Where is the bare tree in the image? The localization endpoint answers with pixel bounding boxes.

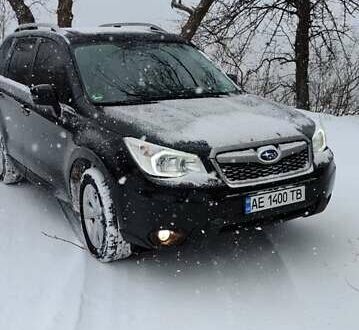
[194,0,359,111]
[0,0,13,40]
[57,0,73,27]
[5,0,75,29]
[171,0,215,41]
[295,0,311,110]
[6,0,34,24]
[311,40,359,115]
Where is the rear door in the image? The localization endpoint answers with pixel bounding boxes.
[0,37,38,164]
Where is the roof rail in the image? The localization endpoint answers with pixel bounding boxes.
[99,22,167,33]
[14,23,60,33]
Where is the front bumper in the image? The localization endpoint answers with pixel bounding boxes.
[119,155,336,249]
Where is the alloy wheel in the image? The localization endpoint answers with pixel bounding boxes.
[82,184,105,250]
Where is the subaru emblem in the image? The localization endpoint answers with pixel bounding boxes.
[257,146,281,164]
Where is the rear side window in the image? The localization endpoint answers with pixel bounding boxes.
[6,38,37,85]
[31,39,71,104]
[0,38,14,74]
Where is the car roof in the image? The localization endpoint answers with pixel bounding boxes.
[7,23,186,46]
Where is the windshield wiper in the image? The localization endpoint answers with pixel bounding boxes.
[167,90,231,100]
[95,89,237,106]
[95,99,156,106]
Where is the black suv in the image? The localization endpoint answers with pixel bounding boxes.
[0,23,336,262]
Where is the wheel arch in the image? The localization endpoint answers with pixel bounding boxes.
[65,146,111,212]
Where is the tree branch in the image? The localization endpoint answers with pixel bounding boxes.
[182,0,215,41]
[171,0,194,15]
[346,277,359,293]
[41,231,86,251]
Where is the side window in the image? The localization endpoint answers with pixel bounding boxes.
[31,39,72,104]
[6,38,37,85]
[0,38,14,74]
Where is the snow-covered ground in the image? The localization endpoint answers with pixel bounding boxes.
[0,115,358,330]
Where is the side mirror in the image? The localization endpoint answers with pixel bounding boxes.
[31,84,61,118]
[227,73,238,85]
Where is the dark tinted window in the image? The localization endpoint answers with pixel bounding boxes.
[7,38,37,85]
[0,38,14,74]
[31,39,71,104]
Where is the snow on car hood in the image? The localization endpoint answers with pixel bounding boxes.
[104,94,314,148]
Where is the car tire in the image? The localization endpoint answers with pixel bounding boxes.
[0,136,23,184]
[79,167,132,262]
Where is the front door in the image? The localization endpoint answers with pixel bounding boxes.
[22,37,74,188]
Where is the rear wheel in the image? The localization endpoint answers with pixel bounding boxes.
[79,167,132,262]
[0,136,23,184]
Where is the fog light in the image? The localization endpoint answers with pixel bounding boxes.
[158,230,171,242]
[151,229,186,246]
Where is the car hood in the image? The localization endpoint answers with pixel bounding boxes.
[103,94,315,149]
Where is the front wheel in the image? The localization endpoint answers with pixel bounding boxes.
[79,168,132,262]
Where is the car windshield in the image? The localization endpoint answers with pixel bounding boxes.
[74,41,239,104]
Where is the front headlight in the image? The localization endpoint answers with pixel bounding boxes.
[312,126,327,153]
[124,137,207,178]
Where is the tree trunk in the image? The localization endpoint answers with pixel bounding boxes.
[57,0,74,28]
[295,0,311,110]
[7,0,35,25]
[180,0,214,41]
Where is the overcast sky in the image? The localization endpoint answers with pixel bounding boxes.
[33,0,182,32]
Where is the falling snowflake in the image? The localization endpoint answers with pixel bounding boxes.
[195,87,204,94]
[31,144,39,152]
[118,176,127,185]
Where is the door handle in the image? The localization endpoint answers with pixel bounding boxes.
[21,104,31,116]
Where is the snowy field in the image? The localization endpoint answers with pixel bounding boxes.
[0,114,358,330]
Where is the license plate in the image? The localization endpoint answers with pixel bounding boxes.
[245,186,306,214]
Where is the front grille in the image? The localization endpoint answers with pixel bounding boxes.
[215,142,311,186]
